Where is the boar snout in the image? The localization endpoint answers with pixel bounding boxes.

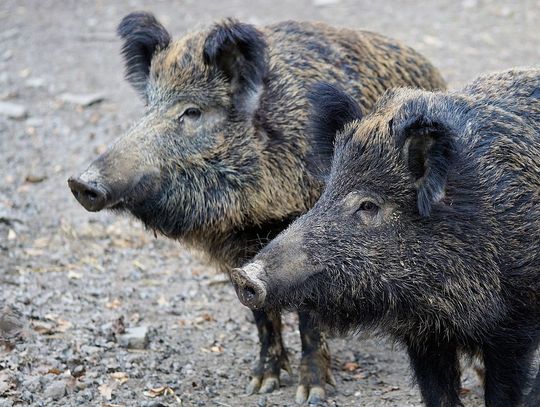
[231,263,267,309]
[68,175,110,212]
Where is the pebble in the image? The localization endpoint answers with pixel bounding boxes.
[25,77,45,88]
[44,381,66,400]
[21,376,41,393]
[59,92,105,107]
[0,101,27,119]
[117,326,149,350]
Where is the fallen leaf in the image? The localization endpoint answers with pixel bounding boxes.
[67,270,82,280]
[47,368,63,375]
[32,321,56,335]
[25,174,47,183]
[132,260,146,271]
[342,361,360,372]
[99,382,116,400]
[55,318,71,333]
[382,385,400,393]
[110,372,128,385]
[24,248,45,257]
[105,299,122,309]
[157,295,169,307]
[143,386,168,398]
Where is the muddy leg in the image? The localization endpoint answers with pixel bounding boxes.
[296,312,335,404]
[247,309,291,394]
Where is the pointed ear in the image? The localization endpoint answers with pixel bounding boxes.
[117,12,171,98]
[394,114,455,216]
[203,19,267,114]
[306,83,363,178]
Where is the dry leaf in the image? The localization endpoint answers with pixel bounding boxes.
[105,299,122,309]
[67,270,82,280]
[47,368,63,375]
[157,295,169,307]
[32,321,56,335]
[342,362,360,372]
[132,260,146,271]
[99,382,116,400]
[143,386,170,398]
[24,248,45,257]
[110,372,128,385]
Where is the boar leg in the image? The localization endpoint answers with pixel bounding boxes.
[246,310,291,394]
[296,312,335,404]
[406,341,462,407]
[483,337,536,407]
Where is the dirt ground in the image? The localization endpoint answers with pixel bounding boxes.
[1,1,539,406]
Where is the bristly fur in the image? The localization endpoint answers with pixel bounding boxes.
[247,68,540,407]
[117,12,171,98]
[307,83,363,179]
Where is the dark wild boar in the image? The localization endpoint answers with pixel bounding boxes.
[68,11,446,403]
[232,68,540,407]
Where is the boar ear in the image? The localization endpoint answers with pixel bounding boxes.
[203,19,267,114]
[395,114,455,217]
[306,83,363,179]
[117,12,171,98]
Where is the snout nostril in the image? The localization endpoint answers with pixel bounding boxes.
[67,176,108,212]
[83,190,98,200]
[243,286,257,303]
[231,267,267,309]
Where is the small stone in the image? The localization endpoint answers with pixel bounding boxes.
[71,364,86,378]
[117,326,149,350]
[22,376,41,393]
[60,92,105,107]
[44,381,66,400]
[257,396,267,407]
[25,77,45,88]
[0,101,27,119]
[25,117,44,127]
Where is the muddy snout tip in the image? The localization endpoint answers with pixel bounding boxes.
[230,264,267,310]
[67,176,109,212]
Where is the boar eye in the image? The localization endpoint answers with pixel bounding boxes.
[178,107,202,122]
[357,200,379,213]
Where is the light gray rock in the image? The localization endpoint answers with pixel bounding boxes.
[44,381,66,400]
[117,326,149,350]
[0,101,27,119]
[60,92,105,107]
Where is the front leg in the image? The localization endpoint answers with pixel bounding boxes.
[247,309,291,394]
[296,312,335,404]
[483,335,537,407]
[407,340,463,407]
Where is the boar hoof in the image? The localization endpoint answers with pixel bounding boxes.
[296,385,326,405]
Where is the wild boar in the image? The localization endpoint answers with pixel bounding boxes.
[232,68,540,407]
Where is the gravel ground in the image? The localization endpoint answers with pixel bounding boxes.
[1,1,539,406]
